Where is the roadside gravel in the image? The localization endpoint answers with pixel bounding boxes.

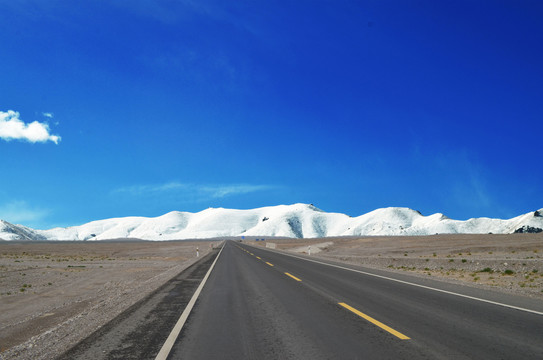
[0,241,219,360]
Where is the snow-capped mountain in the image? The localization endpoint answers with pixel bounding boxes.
[0,220,47,241]
[1,204,542,241]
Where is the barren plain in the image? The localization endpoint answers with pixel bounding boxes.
[0,240,219,359]
[1,234,542,359]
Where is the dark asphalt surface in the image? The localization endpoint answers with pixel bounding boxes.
[169,241,543,360]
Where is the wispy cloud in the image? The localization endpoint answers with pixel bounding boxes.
[114,182,189,196]
[433,150,505,218]
[0,200,50,227]
[112,0,228,25]
[114,182,275,200]
[199,184,273,198]
[0,110,61,144]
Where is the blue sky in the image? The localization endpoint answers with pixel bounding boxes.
[1,0,542,229]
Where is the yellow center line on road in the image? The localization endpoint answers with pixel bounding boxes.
[250,253,254,256]
[266,262,274,267]
[338,302,410,340]
[285,272,302,282]
[256,256,261,260]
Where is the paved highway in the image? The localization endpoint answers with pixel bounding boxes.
[59,240,543,359]
[167,241,543,359]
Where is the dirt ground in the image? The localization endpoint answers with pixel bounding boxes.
[252,233,543,299]
[0,240,220,359]
[1,234,542,358]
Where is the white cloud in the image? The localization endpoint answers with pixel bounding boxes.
[0,110,61,144]
[114,182,274,199]
[42,112,54,118]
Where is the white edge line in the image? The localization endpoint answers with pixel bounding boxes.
[248,244,543,316]
[155,243,225,360]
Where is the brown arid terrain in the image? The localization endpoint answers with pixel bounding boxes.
[0,240,219,359]
[252,233,543,300]
[1,234,542,359]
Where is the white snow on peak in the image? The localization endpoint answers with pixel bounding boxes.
[1,204,542,241]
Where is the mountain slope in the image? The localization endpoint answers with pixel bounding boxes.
[1,204,542,241]
[0,220,47,241]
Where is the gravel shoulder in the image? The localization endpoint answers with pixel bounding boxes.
[0,240,219,359]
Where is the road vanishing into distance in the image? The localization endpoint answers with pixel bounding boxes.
[60,241,543,359]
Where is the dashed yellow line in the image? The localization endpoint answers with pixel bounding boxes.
[338,302,410,340]
[285,272,302,282]
[237,245,407,341]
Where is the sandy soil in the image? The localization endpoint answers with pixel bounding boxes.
[253,233,543,299]
[0,240,219,359]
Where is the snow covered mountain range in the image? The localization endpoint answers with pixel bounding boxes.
[1,204,542,241]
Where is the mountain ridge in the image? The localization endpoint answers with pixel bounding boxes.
[1,204,542,241]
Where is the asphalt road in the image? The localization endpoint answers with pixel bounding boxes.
[168,241,543,360]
